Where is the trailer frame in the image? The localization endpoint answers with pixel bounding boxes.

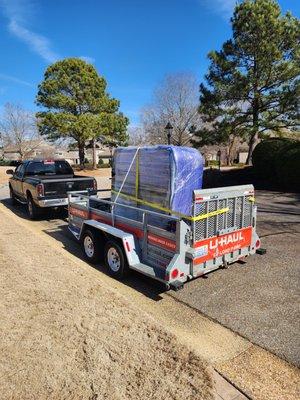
[67,184,261,290]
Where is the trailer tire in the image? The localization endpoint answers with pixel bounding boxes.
[104,240,129,279]
[82,230,102,263]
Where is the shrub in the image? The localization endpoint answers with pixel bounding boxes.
[98,158,104,166]
[98,163,111,168]
[206,160,219,167]
[275,142,300,190]
[252,138,294,178]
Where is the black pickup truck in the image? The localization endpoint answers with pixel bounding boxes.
[7,159,97,219]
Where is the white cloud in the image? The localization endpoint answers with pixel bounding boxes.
[79,56,95,64]
[0,73,33,87]
[0,1,95,65]
[8,20,59,63]
[202,0,237,20]
[0,0,60,63]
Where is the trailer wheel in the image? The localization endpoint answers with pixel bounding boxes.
[104,240,129,279]
[82,230,102,263]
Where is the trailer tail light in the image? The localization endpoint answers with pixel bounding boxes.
[37,183,44,197]
[256,239,260,248]
[171,269,179,279]
[92,179,97,191]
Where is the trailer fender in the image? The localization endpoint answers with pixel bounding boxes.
[81,220,140,266]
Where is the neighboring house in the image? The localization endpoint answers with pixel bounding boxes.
[200,143,252,165]
[200,145,229,164]
[2,139,70,163]
[70,142,113,164]
[2,138,113,166]
[237,143,250,164]
[3,139,51,161]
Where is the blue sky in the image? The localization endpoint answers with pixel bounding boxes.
[0,0,299,126]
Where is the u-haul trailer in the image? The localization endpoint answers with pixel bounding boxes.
[68,184,262,290]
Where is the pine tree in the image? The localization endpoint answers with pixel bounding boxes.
[36,58,128,166]
[193,0,300,164]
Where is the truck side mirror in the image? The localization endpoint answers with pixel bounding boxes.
[6,169,14,175]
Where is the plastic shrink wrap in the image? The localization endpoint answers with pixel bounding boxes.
[112,145,204,227]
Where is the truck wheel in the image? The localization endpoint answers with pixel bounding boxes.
[82,230,102,263]
[104,240,129,279]
[27,195,40,220]
[9,186,17,205]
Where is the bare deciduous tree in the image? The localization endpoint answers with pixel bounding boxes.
[128,126,148,146]
[0,103,41,160]
[141,72,202,146]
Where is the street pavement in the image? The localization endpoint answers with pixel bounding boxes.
[171,190,300,367]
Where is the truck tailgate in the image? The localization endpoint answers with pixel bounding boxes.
[42,177,95,197]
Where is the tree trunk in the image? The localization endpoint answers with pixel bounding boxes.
[78,143,85,169]
[247,72,259,165]
[228,136,238,166]
[246,106,259,165]
[92,138,97,169]
[246,131,259,165]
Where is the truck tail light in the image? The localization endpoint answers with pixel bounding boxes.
[93,179,97,191]
[37,183,44,197]
[256,239,260,248]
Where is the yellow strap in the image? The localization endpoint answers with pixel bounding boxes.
[248,196,255,202]
[111,190,229,222]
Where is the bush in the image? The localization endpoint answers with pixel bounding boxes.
[98,163,111,168]
[206,160,219,167]
[98,158,104,166]
[252,138,300,190]
[275,142,300,189]
[252,138,293,178]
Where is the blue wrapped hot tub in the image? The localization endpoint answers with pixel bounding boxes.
[112,145,204,224]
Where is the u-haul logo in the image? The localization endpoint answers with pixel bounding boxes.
[209,231,244,250]
[193,227,252,265]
